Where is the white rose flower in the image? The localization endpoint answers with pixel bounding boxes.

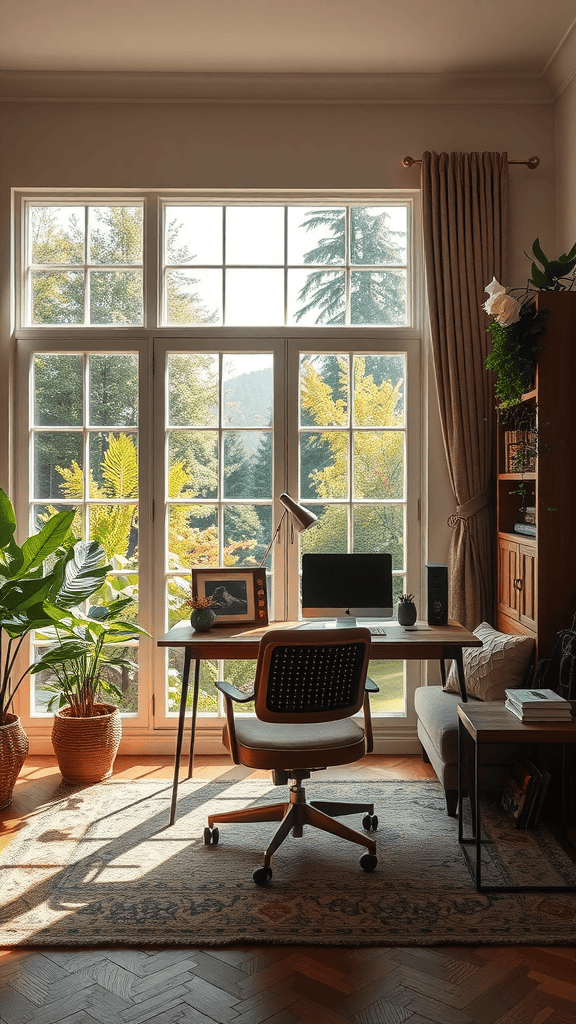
[482,277,507,315]
[490,293,521,327]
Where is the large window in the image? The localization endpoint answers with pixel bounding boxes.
[14,191,421,743]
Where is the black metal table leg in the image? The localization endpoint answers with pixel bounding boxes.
[474,733,481,890]
[441,646,468,702]
[187,657,201,779]
[169,647,193,826]
[458,717,464,844]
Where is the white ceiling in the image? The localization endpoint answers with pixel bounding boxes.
[0,0,575,76]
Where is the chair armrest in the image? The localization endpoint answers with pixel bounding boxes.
[215,680,255,703]
[215,679,254,765]
[365,676,379,693]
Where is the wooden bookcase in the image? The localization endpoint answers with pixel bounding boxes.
[496,291,576,659]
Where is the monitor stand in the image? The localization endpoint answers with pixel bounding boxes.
[335,616,357,628]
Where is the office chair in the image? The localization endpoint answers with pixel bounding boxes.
[203,627,379,884]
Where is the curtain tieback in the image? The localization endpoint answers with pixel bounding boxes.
[448,486,491,529]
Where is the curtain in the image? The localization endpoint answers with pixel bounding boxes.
[421,151,508,630]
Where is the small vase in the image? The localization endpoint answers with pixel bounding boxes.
[190,607,217,632]
[397,601,417,626]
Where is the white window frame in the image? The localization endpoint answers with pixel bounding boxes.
[11,188,425,755]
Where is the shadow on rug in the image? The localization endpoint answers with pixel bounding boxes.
[2,777,576,947]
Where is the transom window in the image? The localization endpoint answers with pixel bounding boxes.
[24,203,144,327]
[163,204,409,327]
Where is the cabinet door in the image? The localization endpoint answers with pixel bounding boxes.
[497,537,519,621]
[518,543,537,631]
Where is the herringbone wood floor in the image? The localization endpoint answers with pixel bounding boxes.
[2,756,576,1024]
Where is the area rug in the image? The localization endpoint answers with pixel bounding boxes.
[2,778,576,947]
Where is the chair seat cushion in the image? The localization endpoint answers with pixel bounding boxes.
[225,717,366,770]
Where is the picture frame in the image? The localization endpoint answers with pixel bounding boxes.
[191,567,268,627]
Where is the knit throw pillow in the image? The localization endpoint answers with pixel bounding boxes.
[444,622,534,701]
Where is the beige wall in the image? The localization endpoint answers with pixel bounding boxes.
[555,76,576,254]
[0,96,556,569]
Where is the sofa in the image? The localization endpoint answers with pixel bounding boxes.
[414,622,535,815]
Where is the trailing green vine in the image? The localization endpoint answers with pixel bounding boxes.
[483,239,576,410]
[485,301,548,408]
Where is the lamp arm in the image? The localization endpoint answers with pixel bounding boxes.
[258,509,287,567]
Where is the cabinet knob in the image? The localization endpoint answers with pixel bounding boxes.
[513,577,523,591]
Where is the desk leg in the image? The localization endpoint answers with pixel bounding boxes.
[170,647,192,827]
[453,649,467,703]
[441,646,467,702]
[187,657,201,779]
[439,659,447,688]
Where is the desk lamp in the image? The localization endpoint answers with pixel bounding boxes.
[258,492,317,567]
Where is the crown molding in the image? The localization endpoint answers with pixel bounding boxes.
[0,70,555,104]
[543,15,576,100]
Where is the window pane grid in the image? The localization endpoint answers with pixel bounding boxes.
[162,202,409,328]
[164,351,274,642]
[25,202,144,327]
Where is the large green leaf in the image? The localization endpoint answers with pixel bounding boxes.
[0,489,16,550]
[49,540,110,609]
[18,509,76,577]
[531,238,549,268]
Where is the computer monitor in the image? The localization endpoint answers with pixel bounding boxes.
[301,552,393,626]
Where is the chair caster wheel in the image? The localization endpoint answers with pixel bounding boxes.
[362,813,378,831]
[359,853,378,873]
[252,866,273,886]
[204,826,219,845]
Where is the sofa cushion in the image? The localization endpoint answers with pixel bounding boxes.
[414,685,528,772]
[444,622,534,701]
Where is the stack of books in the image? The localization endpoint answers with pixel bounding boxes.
[501,759,552,828]
[505,688,573,722]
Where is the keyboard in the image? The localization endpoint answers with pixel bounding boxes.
[368,626,387,636]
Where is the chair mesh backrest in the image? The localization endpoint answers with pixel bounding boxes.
[261,639,367,719]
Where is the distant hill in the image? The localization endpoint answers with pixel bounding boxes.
[223,368,273,451]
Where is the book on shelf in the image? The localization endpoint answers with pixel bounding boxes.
[501,760,542,828]
[513,522,537,537]
[505,688,571,708]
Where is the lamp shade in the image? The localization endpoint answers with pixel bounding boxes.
[278,492,318,533]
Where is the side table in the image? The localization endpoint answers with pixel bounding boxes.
[457,702,576,893]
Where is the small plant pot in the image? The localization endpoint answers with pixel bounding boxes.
[0,714,29,809]
[190,607,217,632]
[397,601,417,626]
[51,703,122,784]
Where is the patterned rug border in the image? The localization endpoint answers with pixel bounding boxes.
[2,778,576,949]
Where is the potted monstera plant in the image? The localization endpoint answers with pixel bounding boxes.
[33,578,149,784]
[0,488,105,807]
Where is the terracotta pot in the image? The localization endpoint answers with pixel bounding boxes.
[0,714,29,809]
[51,703,122,784]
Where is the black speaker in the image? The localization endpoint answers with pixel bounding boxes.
[427,563,448,625]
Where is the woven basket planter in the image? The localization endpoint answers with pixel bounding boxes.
[51,703,122,784]
[0,714,29,810]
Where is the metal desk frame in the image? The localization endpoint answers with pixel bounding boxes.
[158,619,481,825]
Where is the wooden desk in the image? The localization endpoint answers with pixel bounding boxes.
[158,619,481,825]
[457,701,576,892]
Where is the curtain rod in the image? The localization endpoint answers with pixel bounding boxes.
[402,155,540,170]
